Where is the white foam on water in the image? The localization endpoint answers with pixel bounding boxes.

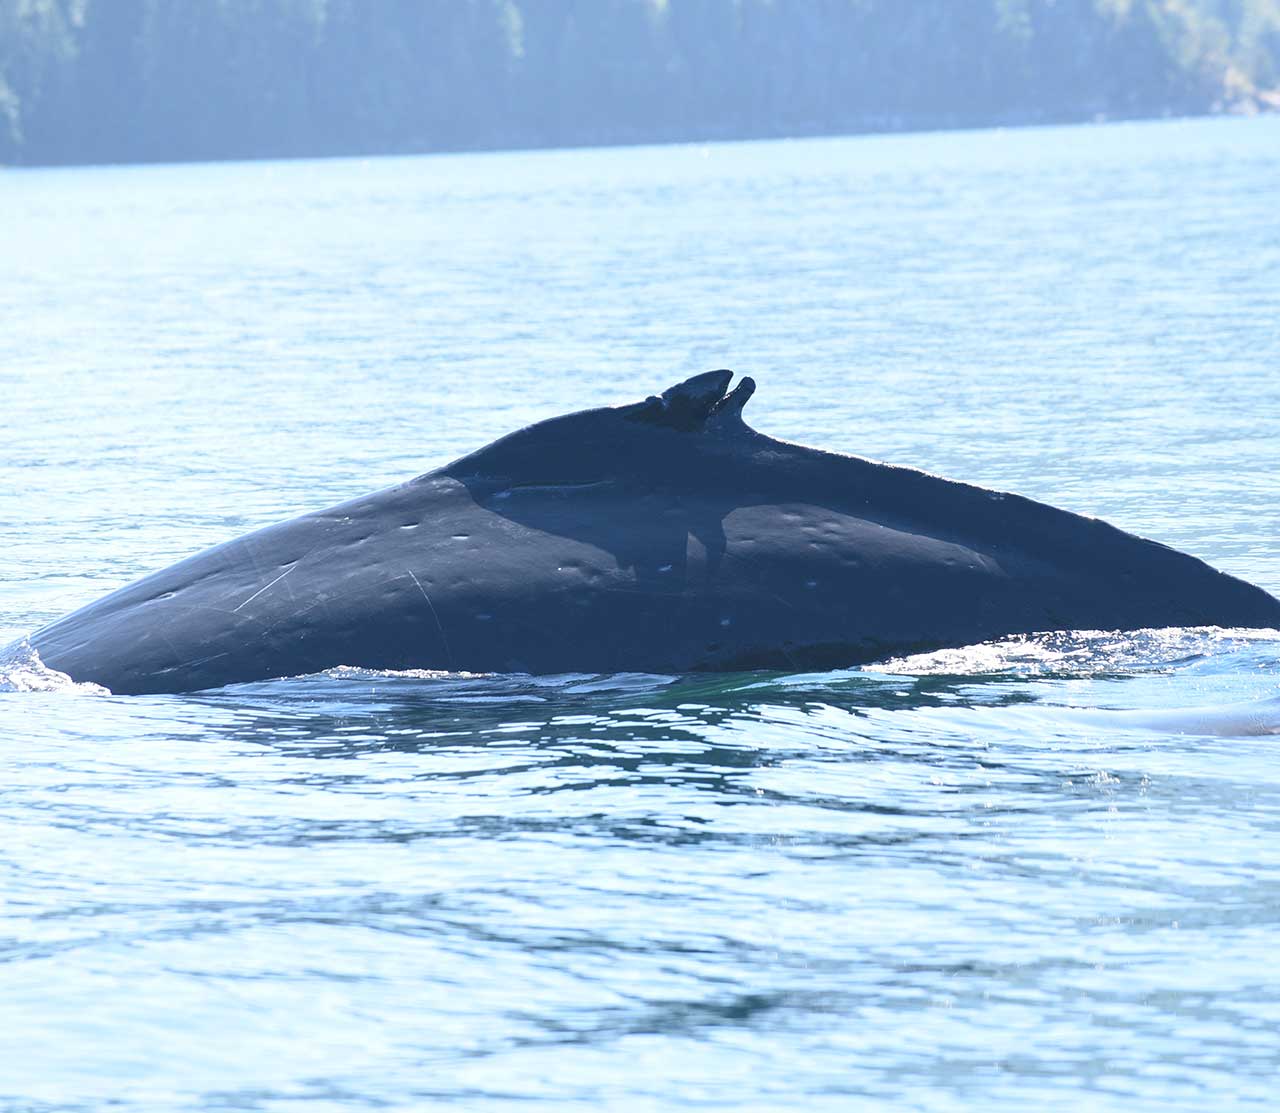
[870,626,1280,678]
[0,637,110,694]
[1056,694,1280,737]
[322,664,483,682]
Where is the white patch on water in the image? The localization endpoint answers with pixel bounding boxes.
[0,637,110,694]
[865,626,1280,737]
[1059,695,1280,737]
[870,626,1280,678]
[321,666,677,695]
[323,664,480,682]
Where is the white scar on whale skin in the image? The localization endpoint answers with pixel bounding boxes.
[406,569,454,670]
[233,564,297,614]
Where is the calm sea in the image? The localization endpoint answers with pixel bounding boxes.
[2,115,1279,1111]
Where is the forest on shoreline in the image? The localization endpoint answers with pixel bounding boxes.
[3,0,1279,167]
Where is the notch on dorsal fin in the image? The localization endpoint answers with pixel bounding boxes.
[707,376,755,430]
[629,369,752,432]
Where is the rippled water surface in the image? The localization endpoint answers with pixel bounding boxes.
[2,117,1280,1110]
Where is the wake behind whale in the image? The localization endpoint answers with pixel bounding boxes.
[25,371,1280,695]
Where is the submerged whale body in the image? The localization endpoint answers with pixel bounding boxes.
[29,371,1280,695]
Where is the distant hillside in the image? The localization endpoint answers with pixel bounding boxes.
[3,0,1279,166]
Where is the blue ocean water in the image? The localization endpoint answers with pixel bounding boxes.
[2,115,1279,1110]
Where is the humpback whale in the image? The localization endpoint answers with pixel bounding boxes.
[28,371,1280,695]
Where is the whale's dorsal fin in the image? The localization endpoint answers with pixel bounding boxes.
[630,370,753,432]
[662,369,733,417]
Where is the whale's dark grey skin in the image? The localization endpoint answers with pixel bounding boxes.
[29,371,1280,694]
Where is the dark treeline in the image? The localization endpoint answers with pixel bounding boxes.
[2,0,1279,166]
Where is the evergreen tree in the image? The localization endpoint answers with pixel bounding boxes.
[0,0,1275,166]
